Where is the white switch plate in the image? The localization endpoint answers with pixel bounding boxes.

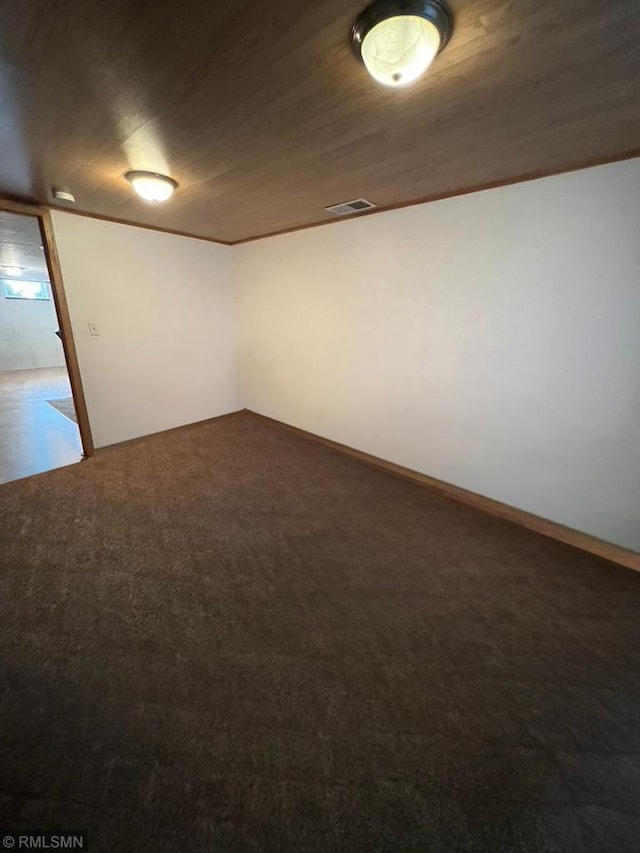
[88,321,100,336]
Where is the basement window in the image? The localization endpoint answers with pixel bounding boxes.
[2,280,49,300]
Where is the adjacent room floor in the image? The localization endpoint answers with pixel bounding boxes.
[0,367,83,484]
[0,412,638,851]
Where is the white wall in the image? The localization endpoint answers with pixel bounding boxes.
[0,280,66,370]
[235,158,640,553]
[52,212,239,448]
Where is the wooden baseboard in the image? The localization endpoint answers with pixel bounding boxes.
[247,411,640,573]
[95,409,246,452]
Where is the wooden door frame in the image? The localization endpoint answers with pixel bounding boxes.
[0,198,94,457]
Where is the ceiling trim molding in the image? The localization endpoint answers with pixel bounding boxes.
[3,148,638,247]
[232,147,640,245]
[0,198,232,246]
[0,198,47,217]
[45,206,233,246]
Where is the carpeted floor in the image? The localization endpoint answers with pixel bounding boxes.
[0,412,638,852]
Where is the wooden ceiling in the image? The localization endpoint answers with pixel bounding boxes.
[0,0,638,244]
[0,212,49,281]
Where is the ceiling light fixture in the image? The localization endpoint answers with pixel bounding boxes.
[0,265,25,277]
[125,171,177,203]
[351,0,452,87]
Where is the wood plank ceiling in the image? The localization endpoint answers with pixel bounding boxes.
[0,0,638,244]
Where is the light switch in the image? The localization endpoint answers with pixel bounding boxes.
[88,321,100,336]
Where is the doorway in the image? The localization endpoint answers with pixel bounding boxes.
[0,203,92,484]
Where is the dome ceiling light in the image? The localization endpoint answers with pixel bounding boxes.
[351,0,452,87]
[125,171,178,203]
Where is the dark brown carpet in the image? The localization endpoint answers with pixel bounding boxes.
[0,412,638,852]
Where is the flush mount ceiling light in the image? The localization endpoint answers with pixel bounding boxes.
[351,0,452,87]
[0,265,25,277]
[125,171,178,203]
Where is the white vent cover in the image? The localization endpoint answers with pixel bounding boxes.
[325,198,377,216]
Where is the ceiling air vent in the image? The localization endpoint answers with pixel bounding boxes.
[325,198,377,216]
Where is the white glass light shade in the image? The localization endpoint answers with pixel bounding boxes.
[126,172,177,203]
[361,15,441,86]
